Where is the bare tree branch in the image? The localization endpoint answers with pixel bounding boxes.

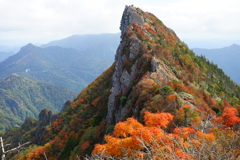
[0,137,30,160]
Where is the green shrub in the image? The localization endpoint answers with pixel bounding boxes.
[161,85,174,96]
[120,96,127,104]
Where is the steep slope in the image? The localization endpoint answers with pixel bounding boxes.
[0,51,15,62]
[193,44,240,85]
[3,5,240,160]
[0,74,76,132]
[41,33,120,60]
[0,44,112,93]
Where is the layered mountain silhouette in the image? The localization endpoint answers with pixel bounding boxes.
[0,43,112,93]
[41,33,120,60]
[0,51,15,62]
[193,44,240,85]
[0,74,75,132]
[2,5,240,159]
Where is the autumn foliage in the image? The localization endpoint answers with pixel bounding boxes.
[214,106,240,127]
[92,111,237,159]
[144,111,173,127]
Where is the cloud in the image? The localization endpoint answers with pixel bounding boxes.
[142,0,240,40]
[0,0,239,45]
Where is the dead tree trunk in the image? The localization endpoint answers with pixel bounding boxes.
[0,137,30,160]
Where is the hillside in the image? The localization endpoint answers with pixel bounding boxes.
[41,33,120,60]
[0,51,15,62]
[0,74,76,132]
[2,5,240,160]
[0,44,112,93]
[193,44,240,85]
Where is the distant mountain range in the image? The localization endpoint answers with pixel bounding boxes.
[193,44,240,85]
[0,43,112,93]
[0,34,119,132]
[0,74,75,132]
[0,51,15,62]
[184,39,240,49]
[41,33,120,60]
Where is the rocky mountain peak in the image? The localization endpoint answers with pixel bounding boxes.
[106,5,240,125]
[120,5,146,34]
[106,5,180,124]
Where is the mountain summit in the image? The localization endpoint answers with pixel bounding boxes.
[3,5,240,159]
[107,6,179,123]
[120,5,146,34]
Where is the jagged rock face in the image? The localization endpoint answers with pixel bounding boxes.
[107,5,179,124]
[36,109,57,144]
[38,109,54,126]
[107,6,145,124]
[151,57,178,83]
[120,5,146,34]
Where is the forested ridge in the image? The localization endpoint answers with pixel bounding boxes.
[0,74,75,132]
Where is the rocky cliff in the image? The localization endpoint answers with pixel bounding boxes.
[120,5,146,34]
[106,5,239,125]
[107,5,181,124]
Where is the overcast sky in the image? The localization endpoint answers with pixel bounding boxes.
[1,0,240,48]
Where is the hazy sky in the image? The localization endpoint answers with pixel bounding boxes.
[1,0,240,47]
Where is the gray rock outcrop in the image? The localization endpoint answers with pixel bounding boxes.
[38,109,54,127]
[107,5,146,124]
[106,5,195,124]
[120,5,145,34]
[35,109,57,144]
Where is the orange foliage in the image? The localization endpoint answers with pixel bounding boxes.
[175,151,187,159]
[166,94,176,102]
[144,111,173,128]
[195,131,215,142]
[92,111,221,159]
[78,99,85,103]
[222,107,240,126]
[91,97,100,106]
[92,112,172,157]
[214,107,240,127]
[24,146,46,160]
[113,118,143,138]
[173,83,188,93]
[209,97,217,106]
[173,127,195,139]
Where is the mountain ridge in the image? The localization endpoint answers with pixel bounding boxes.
[0,73,76,132]
[2,5,240,159]
[41,33,120,60]
[0,44,112,92]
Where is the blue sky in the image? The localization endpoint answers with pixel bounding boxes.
[0,0,239,48]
